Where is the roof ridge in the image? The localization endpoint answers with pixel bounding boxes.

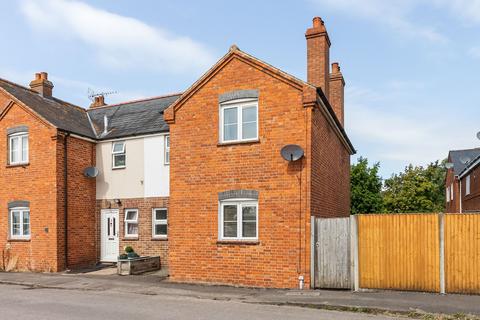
[450,147,480,153]
[89,92,183,110]
[0,77,38,94]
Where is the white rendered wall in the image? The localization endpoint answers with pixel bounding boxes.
[144,135,169,197]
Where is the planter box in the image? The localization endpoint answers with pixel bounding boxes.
[117,256,160,275]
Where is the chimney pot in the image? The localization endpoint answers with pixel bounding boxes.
[90,95,107,108]
[313,17,323,28]
[40,72,48,80]
[332,62,340,73]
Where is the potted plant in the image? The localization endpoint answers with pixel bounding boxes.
[123,246,139,259]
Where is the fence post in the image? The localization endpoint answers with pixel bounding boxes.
[439,213,446,294]
[350,214,359,291]
[310,216,315,289]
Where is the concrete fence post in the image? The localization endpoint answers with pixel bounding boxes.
[310,215,315,289]
[350,214,359,291]
[439,213,446,294]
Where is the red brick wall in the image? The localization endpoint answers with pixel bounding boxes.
[168,57,312,288]
[462,165,480,212]
[0,100,61,271]
[58,135,97,269]
[310,107,350,218]
[96,197,169,267]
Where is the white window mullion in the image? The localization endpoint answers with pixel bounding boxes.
[237,107,242,141]
[237,203,242,239]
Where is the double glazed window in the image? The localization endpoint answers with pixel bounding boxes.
[10,207,30,240]
[112,141,126,169]
[466,175,471,196]
[220,100,258,143]
[152,208,168,238]
[124,209,138,237]
[220,200,258,240]
[164,135,170,165]
[9,132,28,165]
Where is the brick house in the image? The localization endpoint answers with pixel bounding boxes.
[164,17,354,288]
[445,148,480,213]
[0,17,354,288]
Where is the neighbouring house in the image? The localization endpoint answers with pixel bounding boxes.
[0,17,354,288]
[445,148,480,213]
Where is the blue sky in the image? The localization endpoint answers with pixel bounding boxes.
[1,0,479,178]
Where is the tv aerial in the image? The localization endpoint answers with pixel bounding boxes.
[476,131,480,141]
[280,144,304,162]
[87,88,117,101]
[460,156,471,165]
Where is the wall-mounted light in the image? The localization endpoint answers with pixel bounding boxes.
[114,199,122,206]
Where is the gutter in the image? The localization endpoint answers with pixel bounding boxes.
[459,155,480,178]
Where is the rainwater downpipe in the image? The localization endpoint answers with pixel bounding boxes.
[459,178,463,213]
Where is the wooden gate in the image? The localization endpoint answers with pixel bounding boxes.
[314,217,351,289]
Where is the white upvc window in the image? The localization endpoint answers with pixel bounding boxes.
[164,135,170,165]
[466,175,471,196]
[451,183,454,200]
[446,187,450,202]
[124,209,138,237]
[112,141,126,169]
[152,208,167,238]
[10,207,30,240]
[220,99,258,143]
[219,200,258,240]
[9,132,28,165]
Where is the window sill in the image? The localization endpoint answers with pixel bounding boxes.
[217,240,259,245]
[8,238,31,242]
[123,237,139,241]
[112,167,126,170]
[151,237,168,241]
[6,163,29,168]
[217,139,259,147]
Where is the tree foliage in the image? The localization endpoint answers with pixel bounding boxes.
[382,160,446,213]
[350,157,383,214]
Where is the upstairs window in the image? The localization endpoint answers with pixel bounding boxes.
[451,183,454,200]
[124,209,138,237]
[10,207,30,240]
[446,187,450,202]
[220,100,258,143]
[164,135,170,165]
[152,208,168,238]
[112,141,126,169]
[466,175,471,196]
[9,132,28,165]
[220,200,258,240]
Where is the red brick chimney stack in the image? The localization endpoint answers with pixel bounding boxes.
[329,62,345,126]
[89,95,106,108]
[305,17,331,99]
[29,72,54,98]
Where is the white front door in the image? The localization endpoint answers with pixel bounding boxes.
[100,209,119,262]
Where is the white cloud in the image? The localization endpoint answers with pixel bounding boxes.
[309,0,448,43]
[20,0,214,73]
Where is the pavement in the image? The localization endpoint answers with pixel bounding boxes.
[0,270,479,319]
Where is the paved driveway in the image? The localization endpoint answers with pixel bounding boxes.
[0,283,399,320]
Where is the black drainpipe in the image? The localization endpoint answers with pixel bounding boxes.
[64,133,70,270]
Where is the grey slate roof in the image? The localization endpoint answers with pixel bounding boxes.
[87,94,181,140]
[0,78,96,138]
[448,148,480,175]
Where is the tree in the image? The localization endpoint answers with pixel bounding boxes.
[350,157,383,214]
[382,160,446,213]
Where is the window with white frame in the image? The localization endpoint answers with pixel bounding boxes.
[220,100,258,143]
[124,209,138,237]
[10,207,30,239]
[8,132,28,165]
[446,187,450,202]
[466,175,471,196]
[450,183,454,200]
[220,200,258,240]
[112,141,126,169]
[164,135,170,165]
[152,208,167,238]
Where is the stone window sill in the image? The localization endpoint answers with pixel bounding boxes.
[216,240,260,246]
[8,238,31,242]
[217,140,260,147]
[6,163,30,168]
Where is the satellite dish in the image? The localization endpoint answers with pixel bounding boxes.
[476,131,480,140]
[445,162,454,169]
[460,156,471,165]
[280,144,304,162]
[83,167,99,178]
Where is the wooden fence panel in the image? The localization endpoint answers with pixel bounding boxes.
[314,217,351,289]
[445,214,480,294]
[358,214,440,292]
